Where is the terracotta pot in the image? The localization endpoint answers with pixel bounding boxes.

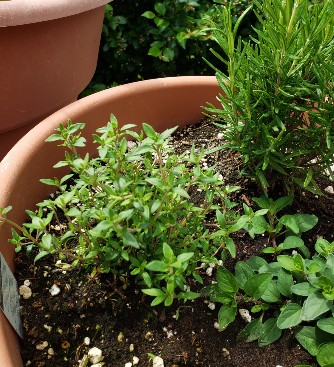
[0,76,219,366]
[0,0,110,161]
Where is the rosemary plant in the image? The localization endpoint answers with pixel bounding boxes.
[206,0,334,195]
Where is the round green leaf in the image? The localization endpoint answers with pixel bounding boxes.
[280,236,304,250]
[315,238,333,257]
[317,343,334,366]
[261,282,281,303]
[277,268,294,297]
[244,273,272,300]
[142,11,155,19]
[301,291,332,321]
[237,318,262,342]
[258,318,282,347]
[148,46,161,57]
[294,326,319,356]
[218,304,237,331]
[277,255,296,272]
[235,261,254,288]
[216,267,238,293]
[246,256,268,271]
[277,303,302,329]
[291,282,316,296]
[250,215,269,234]
[294,214,318,234]
[317,318,334,335]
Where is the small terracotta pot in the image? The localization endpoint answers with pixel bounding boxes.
[0,76,219,366]
[0,0,110,161]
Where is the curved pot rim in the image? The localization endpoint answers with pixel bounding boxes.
[1,75,219,205]
[0,0,110,27]
[3,76,218,163]
[1,75,218,194]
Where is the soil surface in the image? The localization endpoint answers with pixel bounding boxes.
[15,119,334,367]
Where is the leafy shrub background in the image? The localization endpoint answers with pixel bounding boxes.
[82,0,255,95]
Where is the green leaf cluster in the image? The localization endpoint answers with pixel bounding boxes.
[228,195,317,247]
[207,233,334,360]
[10,115,241,306]
[82,0,255,93]
[206,0,334,195]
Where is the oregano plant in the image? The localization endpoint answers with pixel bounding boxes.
[206,232,334,363]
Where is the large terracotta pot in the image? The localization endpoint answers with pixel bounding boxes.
[0,0,110,161]
[0,76,219,366]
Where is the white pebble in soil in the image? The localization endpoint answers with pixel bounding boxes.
[206,267,213,277]
[88,347,103,364]
[49,284,61,296]
[43,324,52,332]
[144,331,153,341]
[222,347,230,358]
[325,185,334,194]
[163,327,174,339]
[19,285,32,299]
[214,322,222,331]
[239,308,252,323]
[153,356,164,367]
[36,341,48,350]
[133,356,139,365]
[207,302,216,311]
[117,332,124,343]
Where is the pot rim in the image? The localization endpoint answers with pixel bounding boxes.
[0,0,110,27]
[2,76,218,162]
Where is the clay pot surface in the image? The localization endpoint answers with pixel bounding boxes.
[0,76,219,367]
[0,0,109,161]
[0,0,110,27]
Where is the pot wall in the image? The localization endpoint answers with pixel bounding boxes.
[0,4,107,161]
[0,0,110,27]
[0,76,220,366]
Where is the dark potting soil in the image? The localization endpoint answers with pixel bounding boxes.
[15,118,334,367]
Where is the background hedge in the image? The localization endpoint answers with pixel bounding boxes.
[82,0,255,96]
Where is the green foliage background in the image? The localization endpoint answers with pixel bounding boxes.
[82,0,255,95]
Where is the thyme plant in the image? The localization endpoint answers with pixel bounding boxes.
[1,115,244,306]
[206,0,334,195]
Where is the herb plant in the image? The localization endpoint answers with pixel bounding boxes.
[206,0,334,195]
[206,229,334,364]
[1,115,245,306]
